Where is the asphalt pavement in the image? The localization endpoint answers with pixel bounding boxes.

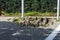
[0,16,60,40]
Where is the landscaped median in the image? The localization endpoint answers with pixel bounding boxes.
[12,16,55,28]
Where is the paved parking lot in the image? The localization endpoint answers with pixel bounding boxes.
[0,17,60,40]
[0,28,53,40]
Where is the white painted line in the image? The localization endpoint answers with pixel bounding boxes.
[11,30,24,36]
[45,25,60,40]
[12,32,21,36]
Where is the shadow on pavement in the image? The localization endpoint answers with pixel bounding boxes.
[0,21,54,40]
[0,21,20,29]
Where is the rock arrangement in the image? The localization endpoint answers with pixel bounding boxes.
[20,17,54,27]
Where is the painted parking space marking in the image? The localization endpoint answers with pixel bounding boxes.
[45,25,60,40]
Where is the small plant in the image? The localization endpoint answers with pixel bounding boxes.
[12,18,21,26]
[12,18,21,23]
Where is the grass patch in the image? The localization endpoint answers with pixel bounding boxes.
[4,12,21,17]
[25,12,40,16]
[25,12,56,17]
[56,19,60,22]
[3,11,56,17]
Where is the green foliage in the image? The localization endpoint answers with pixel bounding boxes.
[0,0,21,13]
[13,18,21,23]
[3,11,56,16]
[4,12,21,16]
[0,0,57,13]
[24,0,57,13]
[25,12,40,16]
[25,12,56,16]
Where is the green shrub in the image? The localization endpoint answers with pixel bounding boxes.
[13,18,21,23]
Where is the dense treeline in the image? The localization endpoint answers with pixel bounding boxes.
[0,0,21,13]
[0,0,57,13]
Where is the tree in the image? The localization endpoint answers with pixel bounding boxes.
[0,0,57,13]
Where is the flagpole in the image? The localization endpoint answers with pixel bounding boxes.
[57,0,59,20]
[21,0,24,18]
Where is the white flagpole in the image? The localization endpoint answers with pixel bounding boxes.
[57,0,59,20]
[21,0,24,18]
